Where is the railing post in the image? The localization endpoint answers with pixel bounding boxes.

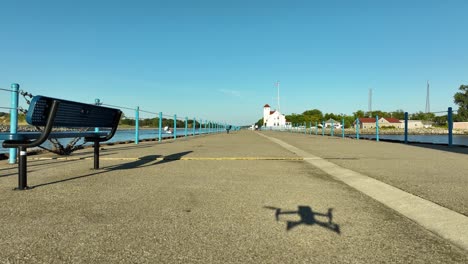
[448,107,453,147]
[404,112,408,144]
[135,106,139,144]
[322,121,325,136]
[356,118,360,140]
[94,99,100,133]
[185,117,188,137]
[199,119,202,134]
[309,122,312,135]
[9,83,19,164]
[158,112,163,142]
[315,122,318,135]
[331,120,334,137]
[193,117,196,136]
[174,114,177,140]
[342,118,345,138]
[376,115,379,142]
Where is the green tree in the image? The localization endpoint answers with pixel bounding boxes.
[454,84,468,121]
[391,109,405,120]
[353,110,366,118]
[255,118,263,127]
[411,111,435,121]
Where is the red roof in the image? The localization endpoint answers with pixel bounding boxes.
[264,104,270,108]
[358,118,376,123]
[384,117,401,123]
[270,110,276,114]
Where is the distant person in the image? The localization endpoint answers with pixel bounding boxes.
[226,125,232,134]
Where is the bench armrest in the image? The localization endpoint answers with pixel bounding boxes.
[2,100,60,148]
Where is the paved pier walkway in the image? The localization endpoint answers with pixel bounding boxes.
[0,130,467,263]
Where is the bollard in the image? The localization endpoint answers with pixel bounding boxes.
[448,107,453,147]
[174,114,177,139]
[404,112,408,144]
[135,106,139,144]
[185,117,188,137]
[9,83,19,164]
[376,115,379,142]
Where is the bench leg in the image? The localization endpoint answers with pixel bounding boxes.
[93,141,99,169]
[16,146,29,190]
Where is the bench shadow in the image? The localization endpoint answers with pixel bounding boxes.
[30,151,193,189]
[264,205,340,234]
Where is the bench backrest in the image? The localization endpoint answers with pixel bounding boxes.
[26,95,122,128]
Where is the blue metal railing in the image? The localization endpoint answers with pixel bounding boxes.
[264,110,456,147]
[1,82,238,163]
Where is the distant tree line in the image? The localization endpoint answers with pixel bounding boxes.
[119,116,201,128]
[255,84,468,128]
[0,112,201,128]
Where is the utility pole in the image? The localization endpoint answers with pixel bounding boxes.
[276,81,280,113]
[425,81,430,113]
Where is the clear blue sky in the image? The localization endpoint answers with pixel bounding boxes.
[0,0,466,125]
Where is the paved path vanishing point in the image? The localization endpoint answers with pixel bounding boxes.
[0,130,467,263]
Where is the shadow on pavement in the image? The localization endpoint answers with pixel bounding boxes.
[406,143,468,155]
[264,205,340,234]
[29,151,193,189]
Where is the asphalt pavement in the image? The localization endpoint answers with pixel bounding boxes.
[0,130,467,263]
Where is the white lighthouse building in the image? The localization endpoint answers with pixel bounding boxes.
[263,104,289,128]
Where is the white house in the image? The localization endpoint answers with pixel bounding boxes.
[354,117,402,129]
[263,104,289,128]
[324,119,340,128]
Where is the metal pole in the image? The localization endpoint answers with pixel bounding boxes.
[94,99,100,133]
[158,112,162,142]
[448,107,453,147]
[93,141,99,169]
[356,118,360,140]
[174,114,177,140]
[342,118,345,138]
[18,146,27,189]
[322,121,325,136]
[376,115,379,142]
[331,120,334,136]
[9,83,19,164]
[185,117,188,137]
[135,106,139,144]
[315,122,318,135]
[404,112,408,144]
[193,117,196,136]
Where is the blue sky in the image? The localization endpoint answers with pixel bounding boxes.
[0,0,466,125]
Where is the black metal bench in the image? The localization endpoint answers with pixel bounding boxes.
[0,95,122,190]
